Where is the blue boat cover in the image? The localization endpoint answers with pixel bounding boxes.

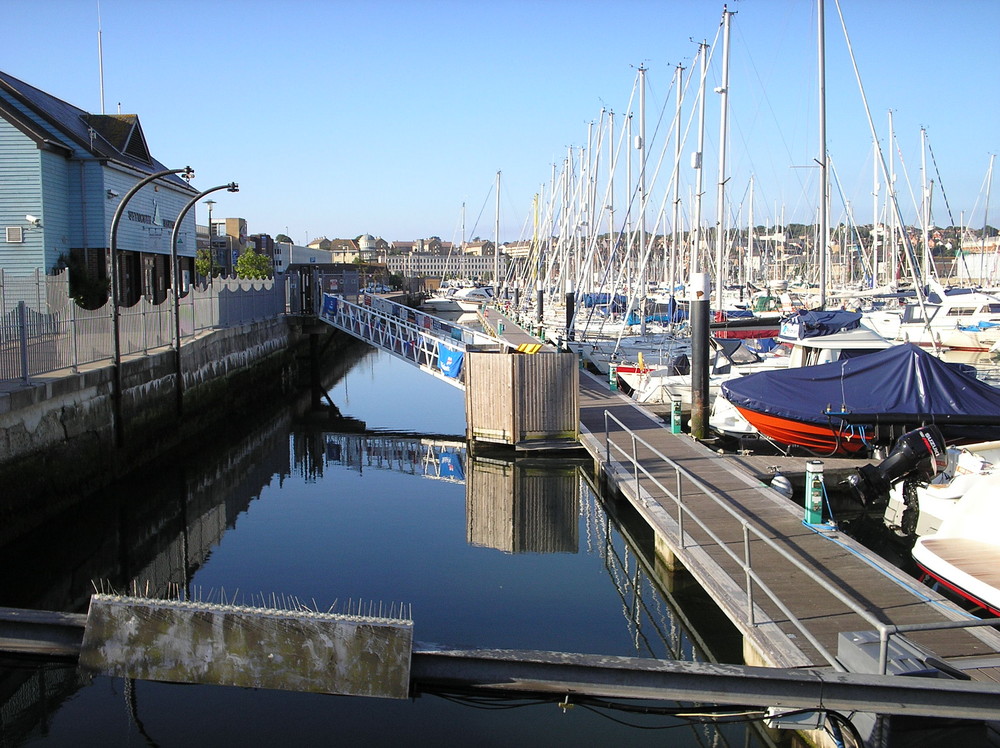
[720,343,1000,435]
[778,309,861,340]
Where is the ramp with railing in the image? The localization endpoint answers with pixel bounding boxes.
[317,293,512,390]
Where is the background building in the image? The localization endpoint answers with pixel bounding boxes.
[0,69,199,306]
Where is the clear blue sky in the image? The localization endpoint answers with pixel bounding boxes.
[5,0,998,245]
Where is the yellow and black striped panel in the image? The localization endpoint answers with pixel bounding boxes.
[516,343,542,354]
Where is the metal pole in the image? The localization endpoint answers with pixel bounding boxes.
[817,0,828,309]
[689,272,711,438]
[714,7,733,305]
[109,166,194,447]
[17,301,29,385]
[169,183,238,416]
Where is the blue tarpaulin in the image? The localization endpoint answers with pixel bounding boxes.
[778,309,861,340]
[721,342,1000,442]
[437,344,464,378]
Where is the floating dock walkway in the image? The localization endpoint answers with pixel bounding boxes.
[574,367,1000,680]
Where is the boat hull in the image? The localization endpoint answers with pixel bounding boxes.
[914,542,1000,617]
[733,405,870,455]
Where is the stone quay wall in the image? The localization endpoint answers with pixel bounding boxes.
[0,317,325,536]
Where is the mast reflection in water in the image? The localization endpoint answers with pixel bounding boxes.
[0,349,767,747]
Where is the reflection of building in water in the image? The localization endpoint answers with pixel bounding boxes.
[321,434,465,482]
[0,415,292,744]
[466,457,579,553]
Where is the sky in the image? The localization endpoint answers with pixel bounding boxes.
[4,0,998,246]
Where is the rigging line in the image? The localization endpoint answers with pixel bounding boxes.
[467,181,494,243]
[829,156,875,278]
[925,134,955,228]
[729,17,811,196]
[890,137,923,228]
[833,0,927,309]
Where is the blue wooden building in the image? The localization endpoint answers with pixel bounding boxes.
[0,69,198,305]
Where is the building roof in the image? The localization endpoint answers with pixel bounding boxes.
[0,69,195,192]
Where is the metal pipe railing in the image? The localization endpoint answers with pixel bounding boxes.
[600,408,996,674]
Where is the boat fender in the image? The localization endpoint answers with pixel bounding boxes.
[770,471,793,499]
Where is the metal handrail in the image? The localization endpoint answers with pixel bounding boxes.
[319,294,517,389]
[600,408,1000,674]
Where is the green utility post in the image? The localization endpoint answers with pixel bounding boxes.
[805,460,825,524]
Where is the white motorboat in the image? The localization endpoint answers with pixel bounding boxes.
[863,284,1000,352]
[422,285,494,313]
[883,440,1000,538]
[911,472,1000,617]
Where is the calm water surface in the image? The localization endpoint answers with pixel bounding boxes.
[1,347,768,747]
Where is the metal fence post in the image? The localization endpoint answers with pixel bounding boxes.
[743,523,755,626]
[71,296,79,372]
[632,432,639,496]
[676,468,684,548]
[18,300,29,385]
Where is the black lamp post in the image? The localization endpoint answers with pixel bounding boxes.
[108,165,194,446]
[204,198,217,283]
[169,183,239,415]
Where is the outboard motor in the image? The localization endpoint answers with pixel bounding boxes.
[846,425,947,507]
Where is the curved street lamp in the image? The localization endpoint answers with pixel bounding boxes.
[108,165,194,446]
[169,182,239,415]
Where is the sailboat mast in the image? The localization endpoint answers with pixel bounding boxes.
[638,64,647,336]
[494,170,501,298]
[670,63,684,311]
[691,41,709,276]
[817,0,828,308]
[920,127,931,281]
[872,142,879,288]
[748,175,754,288]
[714,7,733,307]
[982,154,995,286]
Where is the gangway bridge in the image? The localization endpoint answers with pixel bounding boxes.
[323,432,466,483]
[318,293,516,390]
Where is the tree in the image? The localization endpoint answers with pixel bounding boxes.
[275,233,293,244]
[195,248,212,279]
[235,247,273,279]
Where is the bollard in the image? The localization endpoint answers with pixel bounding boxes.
[609,363,618,390]
[804,460,824,524]
[670,394,683,434]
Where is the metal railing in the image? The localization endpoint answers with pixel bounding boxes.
[601,409,1000,674]
[1,269,287,383]
[318,293,510,389]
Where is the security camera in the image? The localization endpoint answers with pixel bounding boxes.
[25,215,41,227]
[107,189,120,198]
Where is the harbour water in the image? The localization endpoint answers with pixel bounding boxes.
[0,345,774,746]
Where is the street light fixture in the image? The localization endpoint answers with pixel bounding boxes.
[108,165,194,446]
[169,183,239,415]
[204,198,217,282]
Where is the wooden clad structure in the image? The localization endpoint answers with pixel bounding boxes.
[466,456,579,553]
[465,350,579,449]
